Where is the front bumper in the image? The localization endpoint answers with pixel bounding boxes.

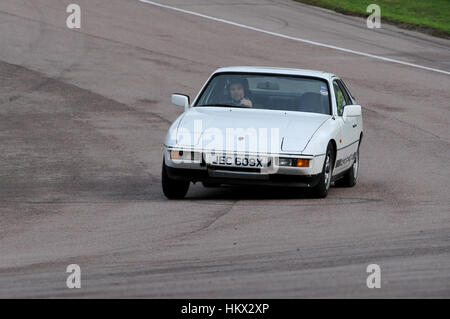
[165,165,321,187]
[164,147,323,187]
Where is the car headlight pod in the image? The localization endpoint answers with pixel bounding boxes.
[169,150,202,163]
[278,157,310,167]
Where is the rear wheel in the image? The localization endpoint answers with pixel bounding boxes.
[312,143,334,198]
[161,162,189,199]
[336,145,359,187]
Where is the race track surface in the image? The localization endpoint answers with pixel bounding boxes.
[0,0,449,297]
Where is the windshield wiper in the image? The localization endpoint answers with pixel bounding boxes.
[197,104,247,108]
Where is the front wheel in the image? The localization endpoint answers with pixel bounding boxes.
[161,162,189,199]
[336,146,359,187]
[312,143,334,198]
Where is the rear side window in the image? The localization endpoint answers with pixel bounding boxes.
[333,80,348,116]
[339,79,355,103]
[336,80,352,105]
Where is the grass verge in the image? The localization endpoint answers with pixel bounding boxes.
[294,0,450,39]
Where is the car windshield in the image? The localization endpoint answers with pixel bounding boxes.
[195,73,331,115]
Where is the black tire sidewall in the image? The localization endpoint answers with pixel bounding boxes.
[347,146,359,187]
[161,161,189,199]
[313,143,333,198]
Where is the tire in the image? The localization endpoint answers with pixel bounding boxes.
[336,145,359,187]
[202,182,221,188]
[161,162,189,199]
[312,143,334,198]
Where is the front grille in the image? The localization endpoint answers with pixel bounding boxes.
[207,165,261,173]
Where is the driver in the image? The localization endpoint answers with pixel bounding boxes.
[228,79,253,108]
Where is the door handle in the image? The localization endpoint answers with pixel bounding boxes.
[352,123,358,128]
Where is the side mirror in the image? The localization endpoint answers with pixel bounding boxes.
[172,93,190,112]
[342,104,361,119]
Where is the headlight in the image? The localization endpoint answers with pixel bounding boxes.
[278,157,310,167]
[169,150,202,163]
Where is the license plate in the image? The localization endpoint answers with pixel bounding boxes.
[206,154,268,168]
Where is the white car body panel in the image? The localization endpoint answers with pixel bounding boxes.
[174,107,330,152]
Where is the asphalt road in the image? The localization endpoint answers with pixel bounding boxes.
[0,0,449,298]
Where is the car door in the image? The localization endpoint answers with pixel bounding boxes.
[332,79,359,174]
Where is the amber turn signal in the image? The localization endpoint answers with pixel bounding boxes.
[295,159,310,167]
[170,150,182,159]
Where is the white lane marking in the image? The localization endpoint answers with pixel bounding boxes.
[138,0,450,76]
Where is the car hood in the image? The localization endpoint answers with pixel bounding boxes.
[176,107,330,153]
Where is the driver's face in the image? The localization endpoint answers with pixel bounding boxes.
[229,83,245,102]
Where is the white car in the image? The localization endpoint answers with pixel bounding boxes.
[162,67,363,198]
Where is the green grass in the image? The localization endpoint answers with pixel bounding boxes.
[294,0,450,38]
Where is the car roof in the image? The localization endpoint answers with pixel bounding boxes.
[213,66,336,80]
